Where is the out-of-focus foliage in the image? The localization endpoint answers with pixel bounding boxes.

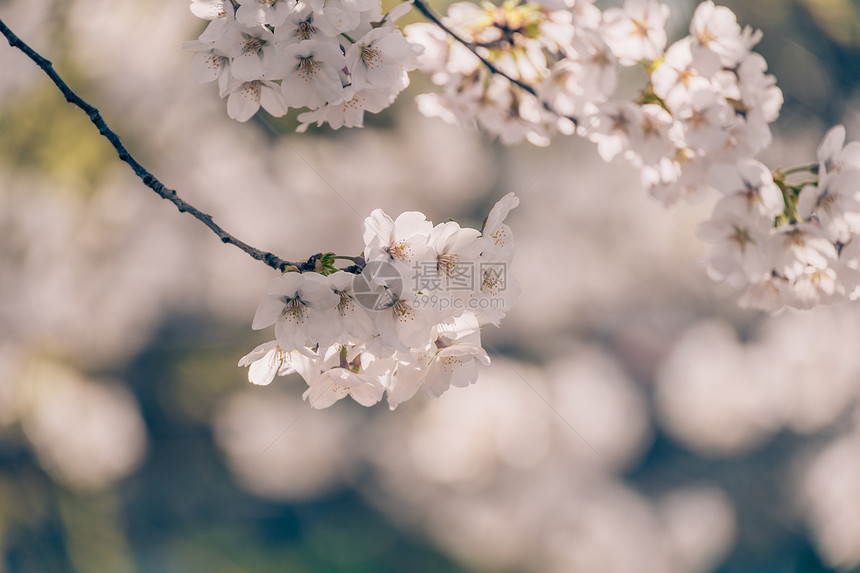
[1,0,860,572]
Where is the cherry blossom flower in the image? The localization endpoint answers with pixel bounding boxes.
[296,87,393,131]
[767,224,838,283]
[374,288,436,352]
[709,159,784,219]
[816,125,860,184]
[348,30,412,91]
[738,276,795,312]
[236,0,296,28]
[252,272,340,352]
[300,346,390,408]
[218,25,279,82]
[190,0,229,21]
[272,39,347,108]
[429,221,482,279]
[225,79,287,121]
[386,314,489,409]
[274,3,327,46]
[601,0,670,64]
[797,171,860,243]
[314,0,378,36]
[651,37,720,111]
[362,209,433,286]
[480,192,520,262]
[698,199,772,287]
[182,39,233,96]
[313,271,377,346]
[238,341,296,386]
[690,0,753,68]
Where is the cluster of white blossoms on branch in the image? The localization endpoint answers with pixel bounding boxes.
[699,127,860,312]
[239,194,520,409]
[406,0,782,204]
[183,0,421,128]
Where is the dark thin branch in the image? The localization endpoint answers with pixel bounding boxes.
[411,0,536,95]
[0,17,297,272]
[410,0,577,127]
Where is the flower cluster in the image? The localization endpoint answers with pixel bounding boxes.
[407,0,781,202]
[699,126,860,311]
[183,0,421,128]
[239,193,520,409]
[405,0,606,146]
[589,0,782,205]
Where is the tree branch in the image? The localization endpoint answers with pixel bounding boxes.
[411,0,537,95]
[0,17,297,272]
[410,0,577,126]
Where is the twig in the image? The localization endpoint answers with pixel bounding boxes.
[410,0,577,126]
[0,17,297,272]
[411,0,537,95]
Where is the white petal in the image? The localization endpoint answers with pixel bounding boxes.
[363,209,394,249]
[190,52,224,83]
[238,340,279,366]
[260,83,287,117]
[267,272,305,296]
[393,211,432,240]
[251,295,284,330]
[482,193,520,234]
[299,274,340,309]
[231,51,265,81]
[191,0,226,20]
[385,364,424,410]
[349,380,384,406]
[303,372,349,408]
[227,82,261,122]
[248,348,280,385]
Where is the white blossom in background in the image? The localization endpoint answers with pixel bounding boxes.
[184,0,420,126]
[689,0,754,68]
[239,193,521,409]
[699,125,860,311]
[600,0,669,64]
[801,422,860,569]
[235,0,295,27]
[405,0,583,147]
[20,362,148,490]
[399,0,786,210]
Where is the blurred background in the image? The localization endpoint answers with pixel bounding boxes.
[1,0,860,571]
